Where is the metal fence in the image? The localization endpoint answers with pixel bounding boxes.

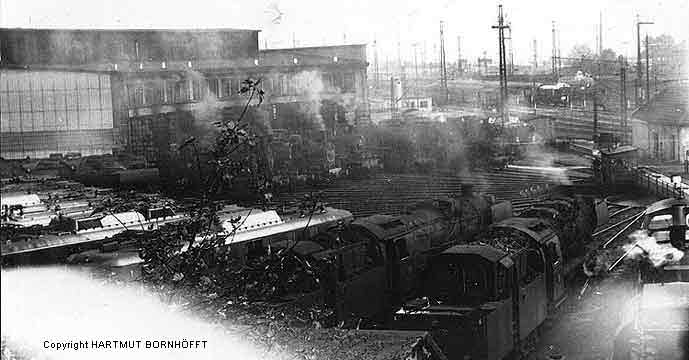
[633,167,689,198]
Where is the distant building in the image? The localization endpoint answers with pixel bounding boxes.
[630,82,689,161]
[0,28,369,163]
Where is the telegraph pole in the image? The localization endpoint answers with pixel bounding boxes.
[440,21,449,104]
[551,21,559,79]
[374,38,379,89]
[493,5,510,124]
[422,41,427,78]
[599,11,603,55]
[413,43,419,96]
[532,39,538,71]
[593,61,602,146]
[636,15,653,105]
[645,32,651,104]
[620,55,628,143]
[457,36,462,75]
[507,22,514,76]
[593,93,599,145]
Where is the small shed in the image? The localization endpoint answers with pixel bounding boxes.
[598,146,639,185]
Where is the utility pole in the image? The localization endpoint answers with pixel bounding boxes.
[557,29,562,76]
[492,5,510,124]
[619,55,628,143]
[457,36,462,76]
[374,38,379,89]
[422,41,427,78]
[552,21,559,79]
[599,11,603,55]
[440,21,449,104]
[507,22,514,76]
[645,32,651,104]
[413,43,419,96]
[636,14,653,105]
[593,92,599,145]
[532,39,538,71]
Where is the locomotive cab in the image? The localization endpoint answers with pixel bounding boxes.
[482,218,566,309]
[394,245,516,360]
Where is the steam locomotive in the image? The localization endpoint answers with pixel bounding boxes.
[260,188,606,334]
[231,187,506,323]
[391,194,608,359]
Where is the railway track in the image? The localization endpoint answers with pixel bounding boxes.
[594,205,646,249]
[274,168,591,218]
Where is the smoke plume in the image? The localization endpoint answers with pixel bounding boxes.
[292,71,328,131]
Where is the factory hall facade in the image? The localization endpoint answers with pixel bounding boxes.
[0,28,370,164]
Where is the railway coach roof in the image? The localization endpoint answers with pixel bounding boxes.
[1,193,42,208]
[223,207,353,245]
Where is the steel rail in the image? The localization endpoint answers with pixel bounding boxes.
[602,211,645,249]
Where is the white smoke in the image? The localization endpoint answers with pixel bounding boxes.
[291,71,328,131]
[624,230,685,267]
[1,267,276,360]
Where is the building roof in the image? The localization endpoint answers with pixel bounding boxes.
[0,27,259,33]
[2,47,367,74]
[633,83,689,125]
[262,44,367,52]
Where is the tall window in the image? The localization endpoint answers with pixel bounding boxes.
[207,79,219,98]
[333,73,344,90]
[221,79,232,98]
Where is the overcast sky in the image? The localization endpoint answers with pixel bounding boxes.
[1,0,687,65]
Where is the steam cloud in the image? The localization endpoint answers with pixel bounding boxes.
[292,71,329,131]
[624,230,685,267]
